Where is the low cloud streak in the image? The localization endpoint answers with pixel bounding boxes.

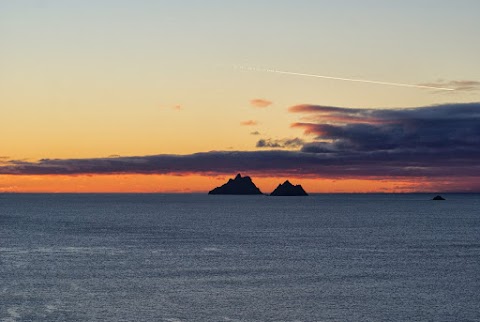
[2,148,480,179]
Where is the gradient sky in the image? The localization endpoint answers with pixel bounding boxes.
[1,1,480,192]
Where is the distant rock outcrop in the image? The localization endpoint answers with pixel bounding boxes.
[208,174,263,195]
[432,195,446,200]
[270,180,308,196]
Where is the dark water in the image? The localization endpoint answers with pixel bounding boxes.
[1,193,479,322]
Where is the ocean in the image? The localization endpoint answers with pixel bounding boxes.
[0,193,479,321]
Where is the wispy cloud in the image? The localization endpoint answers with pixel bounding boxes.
[418,80,480,92]
[240,120,258,126]
[289,104,388,124]
[250,99,272,108]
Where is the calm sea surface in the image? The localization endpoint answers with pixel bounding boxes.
[0,193,479,321]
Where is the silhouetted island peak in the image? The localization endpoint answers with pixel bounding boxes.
[270,180,308,196]
[208,173,263,195]
[432,195,446,200]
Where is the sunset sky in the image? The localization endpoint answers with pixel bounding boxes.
[1,1,480,192]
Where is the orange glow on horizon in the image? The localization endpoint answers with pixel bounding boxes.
[0,174,471,193]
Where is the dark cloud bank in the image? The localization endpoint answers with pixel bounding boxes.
[2,102,480,182]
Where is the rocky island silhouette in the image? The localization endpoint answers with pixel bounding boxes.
[208,174,263,195]
[270,180,308,196]
[208,174,308,196]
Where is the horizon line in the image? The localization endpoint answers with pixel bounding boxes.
[1,191,477,195]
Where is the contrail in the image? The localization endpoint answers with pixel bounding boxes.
[235,66,455,91]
